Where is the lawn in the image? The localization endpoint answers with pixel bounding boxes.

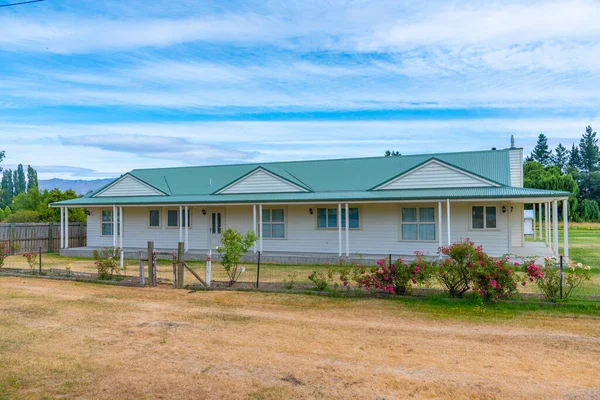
[0,277,599,399]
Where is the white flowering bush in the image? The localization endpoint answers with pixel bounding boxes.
[525,256,592,301]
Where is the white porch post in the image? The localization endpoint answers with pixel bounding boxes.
[119,206,124,268]
[563,199,569,263]
[507,203,512,254]
[179,206,183,244]
[60,207,64,249]
[549,202,553,250]
[184,206,189,252]
[533,203,537,242]
[446,199,451,245]
[65,207,69,249]
[338,203,342,257]
[259,204,263,253]
[112,204,117,250]
[437,201,442,255]
[345,203,349,257]
[545,202,550,246]
[538,203,544,243]
[252,204,257,253]
[553,200,559,256]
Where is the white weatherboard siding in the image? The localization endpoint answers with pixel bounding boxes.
[377,161,495,190]
[95,175,164,197]
[219,169,306,194]
[509,149,524,188]
[86,202,514,257]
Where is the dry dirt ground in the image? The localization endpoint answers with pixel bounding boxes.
[1,277,599,400]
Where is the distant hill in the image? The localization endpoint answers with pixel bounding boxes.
[39,178,116,196]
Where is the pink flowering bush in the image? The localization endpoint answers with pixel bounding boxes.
[0,241,9,269]
[436,239,483,297]
[22,251,38,270]
[470,255,519,302]
[346,253,432,295]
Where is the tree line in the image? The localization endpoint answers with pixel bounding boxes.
[525,126,600,222]
[0,151,86,223]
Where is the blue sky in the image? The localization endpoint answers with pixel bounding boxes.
[1,0,599,179]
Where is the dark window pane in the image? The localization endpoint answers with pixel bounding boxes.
[327,208,337,228]
[272,224,285,238]
[149,210,160,227]
[420,207,435,223]
[272,209,284,222]
[168,210,178,227]
[402,224,418,240]
[262,209,270,222]
[472,206,484,229]
[102,223,113,236]
[419,224,436,240]
[317,208,327,228]
[402,208,417,223]
[211,213,216,233]
[102,210,112,222]
[262,223,271,238]
[349,208,359,228]
[217,213,222,233]
[486,207,497,228]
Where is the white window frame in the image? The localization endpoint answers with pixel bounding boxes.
[399,206,436,242]
[262,208,287,239]
[166,208,191,229]
[315,207,361,230]
[101,209,120,236]
[148,209,161,228]
[470,205,498,230]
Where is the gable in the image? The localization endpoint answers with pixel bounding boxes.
[217,168,309,194]
[94,175,166,197]
[373,159,500,190]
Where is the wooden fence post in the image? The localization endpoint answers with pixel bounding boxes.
[172,251,177,288]
[147,241,154,287]
[177,242,184,289]
[48,222,54,253]
[138,251,145,287]
[9,223,15,255]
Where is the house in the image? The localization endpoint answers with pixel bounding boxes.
[52,141,571,265]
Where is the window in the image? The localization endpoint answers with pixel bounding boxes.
[211,213,222,234]
[101,210,120,236]
[167,209,191,228]
[317,207,360,229]
[401,207,435,241]
[102,210,113,236]
[472,206,497,229]
[262,208,285,238]
[149,210,160,227]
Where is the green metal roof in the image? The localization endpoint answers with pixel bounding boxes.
[88,148,513,197]
[52,148,569,207]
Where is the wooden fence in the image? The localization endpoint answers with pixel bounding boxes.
[0,223,86,253]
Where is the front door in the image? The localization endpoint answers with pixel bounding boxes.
[209,209,225,248]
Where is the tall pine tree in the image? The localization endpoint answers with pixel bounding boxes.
[14,164,26,195]
[552,143,569,173]
[27,165,38,193]
[568,143,583,171]
[1,169,14,208]
[531,133,553,166]
[579,126,599,173]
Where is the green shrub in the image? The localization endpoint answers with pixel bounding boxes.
[308,270,333,291]
[282,273,297,290]
[216,228,257,286]
[93,247,121,280]
[436,239,481,297]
